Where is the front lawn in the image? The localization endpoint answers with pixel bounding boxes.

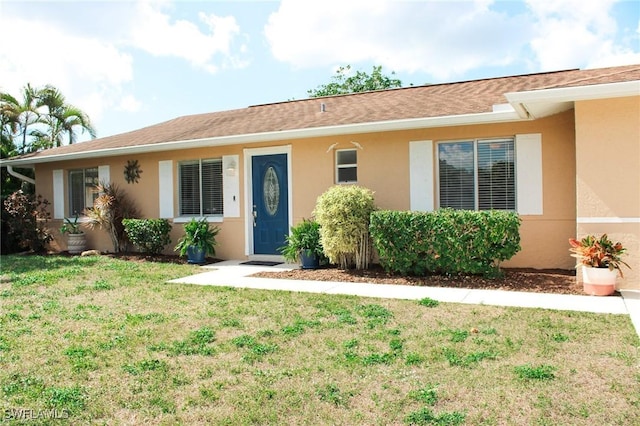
[1,255,638,425]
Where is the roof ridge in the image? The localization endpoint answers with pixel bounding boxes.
[248,68,583,108]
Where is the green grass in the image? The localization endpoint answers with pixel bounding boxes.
[1,254,639,425]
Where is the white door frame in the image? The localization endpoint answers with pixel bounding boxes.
[243,145,293,256]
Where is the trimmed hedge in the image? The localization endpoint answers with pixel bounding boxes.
[122,218,172,255]
[370,209,521,276]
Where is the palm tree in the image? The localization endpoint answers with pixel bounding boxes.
[37,85,96,148]
[0,84,41,154]
[0,84,97,152]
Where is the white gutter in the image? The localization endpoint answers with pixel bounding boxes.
[7,165,36,185]
[505,80,640,118]
[505,80,639,103]
[0,109,523,167]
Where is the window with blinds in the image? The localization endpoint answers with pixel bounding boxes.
[69,167,98,216]
[438,139,515,211]
[179,159,223,216]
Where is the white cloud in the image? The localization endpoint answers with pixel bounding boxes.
[0,0,251,138]
[265,0,531,79]
[130,1,249,73]
[118,95,143,113]
[526,0,640,70]
[265,0,639,79]
[0,14,134,131]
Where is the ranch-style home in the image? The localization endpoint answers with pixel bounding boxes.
[2,64,639,289]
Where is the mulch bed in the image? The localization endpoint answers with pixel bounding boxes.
[252,265,585,295]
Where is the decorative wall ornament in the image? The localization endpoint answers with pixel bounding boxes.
[124,160,142,184]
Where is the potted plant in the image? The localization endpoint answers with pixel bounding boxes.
[569,234,630,296]
[280,219,324,269]
[174,218,219,264]
[60,215,87,254]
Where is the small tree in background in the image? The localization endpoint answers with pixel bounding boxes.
[3,190,53,252]
[313,185,376,269]
[84,182,139,253]
[308,65,402,98]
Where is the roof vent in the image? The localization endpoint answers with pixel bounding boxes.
[320,103,326,112]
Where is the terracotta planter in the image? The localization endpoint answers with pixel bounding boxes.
[66,233,87,254]
[582,265,617,296]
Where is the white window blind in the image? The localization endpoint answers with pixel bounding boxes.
[477,139,515,210]
[202,160,223,215]
[438,142,475,210]
[179,159,223,216]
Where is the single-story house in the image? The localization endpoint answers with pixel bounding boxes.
[2,64,639,289]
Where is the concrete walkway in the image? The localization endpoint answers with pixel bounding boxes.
[169,260,640,337]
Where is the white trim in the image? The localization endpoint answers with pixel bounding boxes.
[173,216,223,224]
[1,110,523,167]
[53,169,64,219]
[409,140,434,211]
[243,145,292,256]
[506,81,640,104]
[577,217,640,224]
[515,133,543,215]
[158,160,174,219]
[223,155,240,217]
[505,80,640,119]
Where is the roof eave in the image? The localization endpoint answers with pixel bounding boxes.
[0,109,524,167]
[505,80,640,119]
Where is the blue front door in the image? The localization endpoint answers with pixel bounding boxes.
[252,154,289,255]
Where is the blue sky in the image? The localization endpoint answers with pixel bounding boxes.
[1,0,638,142]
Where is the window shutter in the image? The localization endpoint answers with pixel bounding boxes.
[158,160,174,218]
[223,155,240,217]
[409,140,434,211]
[515,133,543,215]
[98,165,110,184]
[53,169,64,219]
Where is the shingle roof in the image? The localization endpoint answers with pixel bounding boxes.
[7,64,640,162]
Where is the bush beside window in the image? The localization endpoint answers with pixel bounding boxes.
[370,209,521,277]
[122,219,172,255]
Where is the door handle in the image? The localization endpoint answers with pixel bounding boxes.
[252,205,257,227]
